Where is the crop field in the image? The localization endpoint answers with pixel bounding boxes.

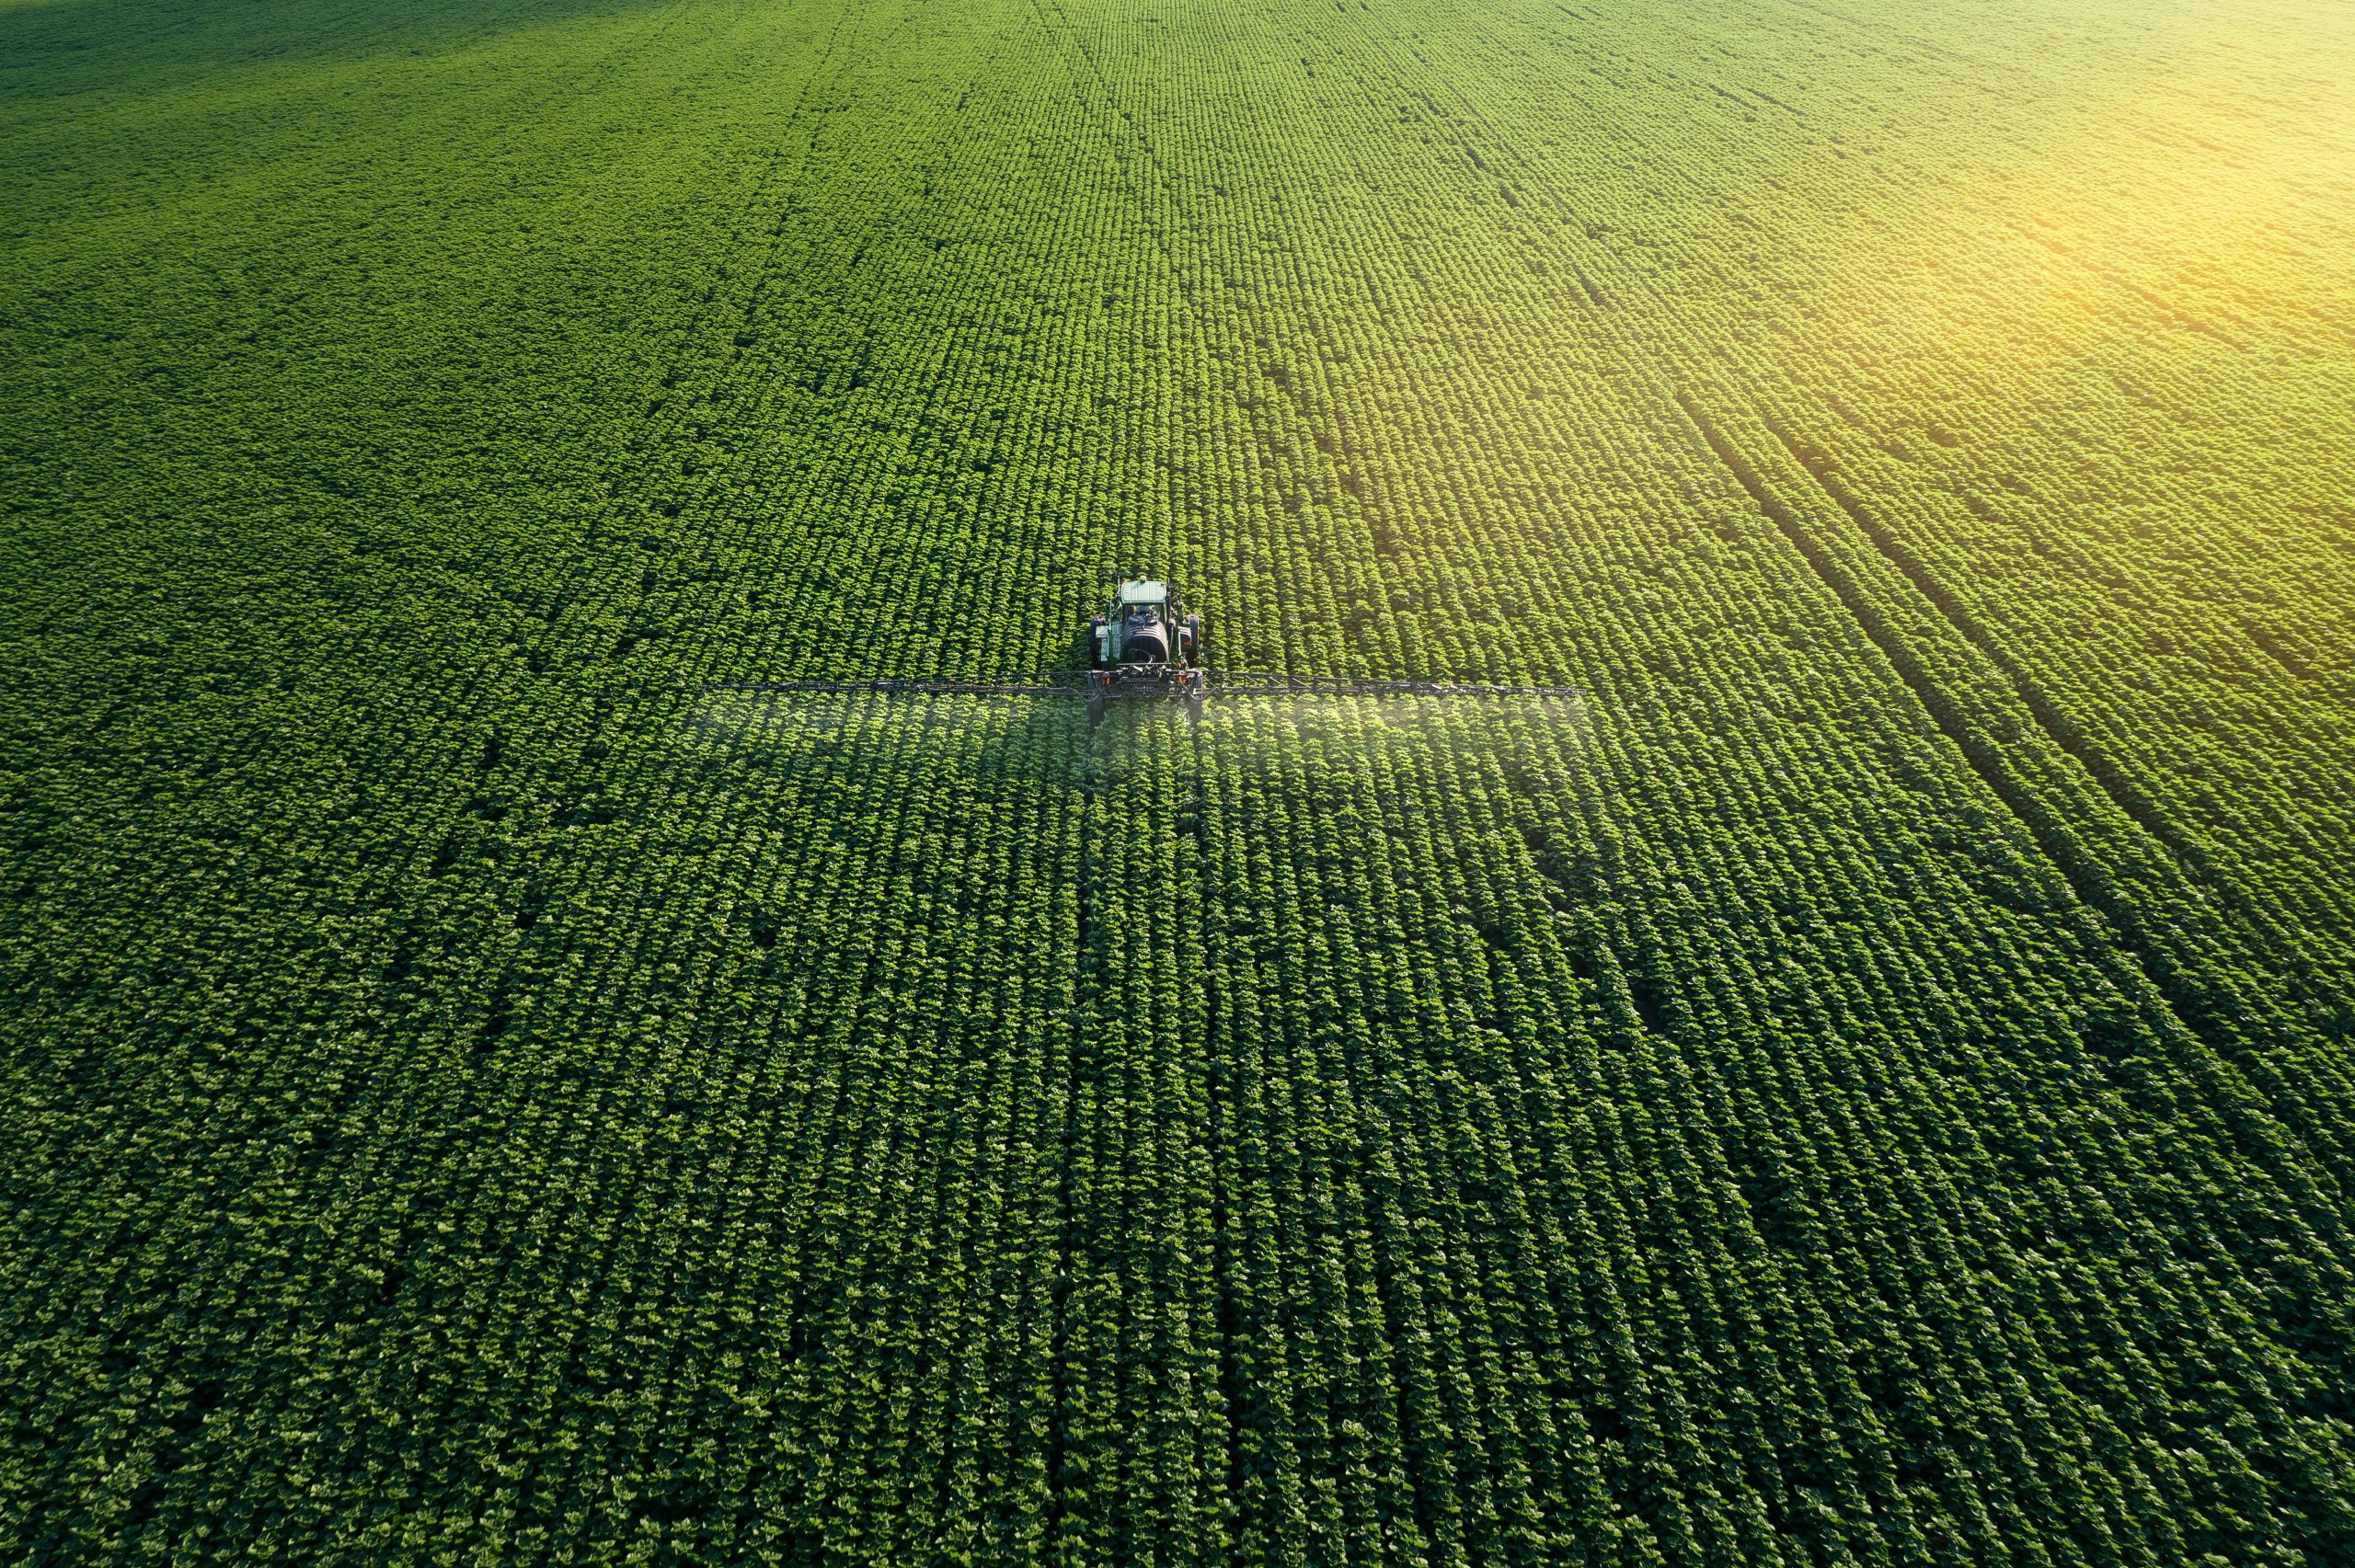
[4,0,2353,1561]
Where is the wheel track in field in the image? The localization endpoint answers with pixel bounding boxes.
[994,2,2354,1542]
[1747,406,2351,1013]
[1317,0,2355,1210]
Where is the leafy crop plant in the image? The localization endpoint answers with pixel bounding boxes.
[3,0,2350,1562]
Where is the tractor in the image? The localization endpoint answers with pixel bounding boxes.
[1087,578,1205,724]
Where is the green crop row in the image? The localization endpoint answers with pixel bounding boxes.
[3,0,2350,1562]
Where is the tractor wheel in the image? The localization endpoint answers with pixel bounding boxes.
[1086,691,1106,727]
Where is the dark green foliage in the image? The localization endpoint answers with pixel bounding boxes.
[3,0,2351,1562]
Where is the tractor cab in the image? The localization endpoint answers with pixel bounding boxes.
[1086,577,1205,723]
[1092,578,1197,669]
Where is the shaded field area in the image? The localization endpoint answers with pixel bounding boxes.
[2,0,2351,1561]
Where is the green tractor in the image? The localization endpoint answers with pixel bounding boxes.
[1087,578,1204,724]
